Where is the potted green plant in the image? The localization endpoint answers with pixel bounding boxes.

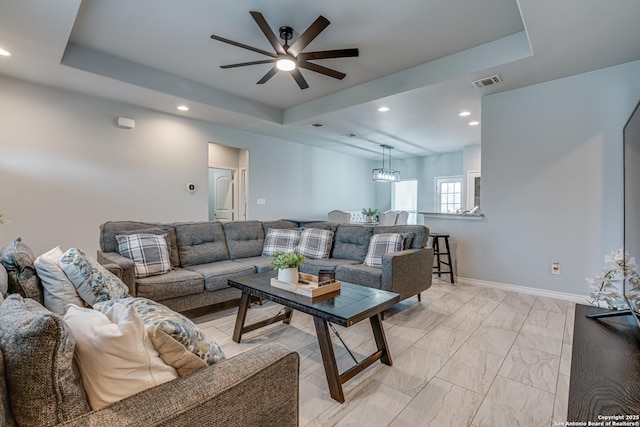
[362,208,379,223]
[270,251,305,283]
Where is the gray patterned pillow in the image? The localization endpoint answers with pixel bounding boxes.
[262,229,301,256]
[296,228,334,260]
[59,248,129,306]
[0,238,43,304]
[116,233,171,278]
[0,294,90,426]
[95,298,225,365]
[363,233,405,268]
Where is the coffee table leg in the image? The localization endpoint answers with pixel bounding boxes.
[370,313,392,366]
[232,291,251,343]
[283,307,294,324]
[313,316,345,403]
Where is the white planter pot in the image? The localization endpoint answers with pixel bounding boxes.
[278,267,299,284]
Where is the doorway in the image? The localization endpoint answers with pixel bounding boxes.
[208,143,249,221]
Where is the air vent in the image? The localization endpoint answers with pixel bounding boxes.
[343,133,357,138]
[307,122,326,128]
[472,74,503,89]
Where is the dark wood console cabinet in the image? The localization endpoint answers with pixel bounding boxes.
[568,304,640,421]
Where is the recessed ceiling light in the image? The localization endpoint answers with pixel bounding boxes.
[469,121,480,126]
[459,111,471,117]
[0,48,11,57]
[378,106,390,112]
[177,105,189,111]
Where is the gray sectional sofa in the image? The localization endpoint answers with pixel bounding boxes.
[98,220,433,313]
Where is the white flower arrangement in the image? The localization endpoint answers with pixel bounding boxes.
[586,248,640,310]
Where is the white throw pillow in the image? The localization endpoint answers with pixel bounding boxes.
[63,303,178,410]
[34,246,86,314]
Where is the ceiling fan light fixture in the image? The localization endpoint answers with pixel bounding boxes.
[276,57,296,71]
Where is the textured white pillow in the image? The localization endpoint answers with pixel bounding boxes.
[34,246,86,315]
[63,303,178,410]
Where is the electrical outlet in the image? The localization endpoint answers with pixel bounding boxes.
[257,198,266,205]
[551,262,560,275]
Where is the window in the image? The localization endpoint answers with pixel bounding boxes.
[435,176,463,213]
[392,180,418,224]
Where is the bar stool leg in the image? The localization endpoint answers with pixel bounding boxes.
[443,236,454,284]
[433,236,442,277]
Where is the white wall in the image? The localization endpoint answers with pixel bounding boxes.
[0,75,375,256]
[426,59,640,297]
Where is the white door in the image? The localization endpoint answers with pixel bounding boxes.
[209,168,234,221]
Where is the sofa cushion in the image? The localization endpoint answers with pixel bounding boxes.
[296,228,334,260]
[116,233,172,278]
[233,256,273,273]
[0,294,91,426]
[363,233,405,268]
[175,222,229,266]
[0,237,43,304]
[331,224,373,262]
[60,248,129,306]
[185,261,255,292]
[299,258,360,276]
[100,221,180,267]
[135,267,204,301]
[63,303,178,410]
[336,264,383,289]
[95,298,226,365]
[223,221,265,259]
[146,325,207,376]
[302,222,337,231]
[374,225,429,249]
[262,229,301,256]
[34,246,86,315]
[262,220,298,234]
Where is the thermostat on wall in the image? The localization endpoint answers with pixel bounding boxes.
[186,182,197,193]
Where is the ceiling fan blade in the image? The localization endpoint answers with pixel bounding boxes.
[298,61,346,80]
[221,59,275,69]
[288,15,330,56]
[250,11,286,55]
[297,48,359,61]
[257,66,279,84]
[290,68,309,90]
[210,34,276,58]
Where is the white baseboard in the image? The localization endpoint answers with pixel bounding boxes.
[456,276,586,304]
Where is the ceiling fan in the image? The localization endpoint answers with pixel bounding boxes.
[210,11,359,90]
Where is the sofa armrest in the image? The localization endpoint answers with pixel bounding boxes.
[381,247,434,300]
[96,251,135,295]
[59,343,299,427]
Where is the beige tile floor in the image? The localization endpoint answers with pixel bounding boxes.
[190,278,575,427]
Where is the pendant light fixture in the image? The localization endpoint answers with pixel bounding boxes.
[372,144,400,182]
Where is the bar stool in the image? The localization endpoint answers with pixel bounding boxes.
[430,233,455,283]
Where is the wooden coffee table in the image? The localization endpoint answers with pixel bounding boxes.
[228,271,400,403]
